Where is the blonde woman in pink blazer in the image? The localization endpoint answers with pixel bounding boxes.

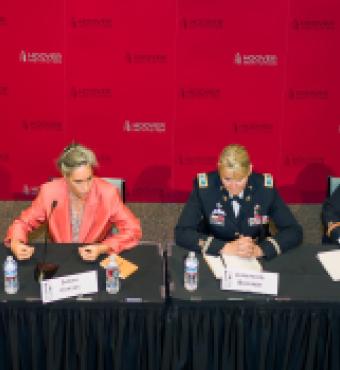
[5,143,142,261]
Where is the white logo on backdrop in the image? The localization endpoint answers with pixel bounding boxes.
[234,52,278,66]
[123,120,166,133]
[19,50,62,64]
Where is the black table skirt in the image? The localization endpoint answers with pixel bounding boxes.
[4,300,340,370]
[0,301,164,370]
[162,301,340,370]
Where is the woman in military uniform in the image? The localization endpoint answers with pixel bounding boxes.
[322,185,340,244]
[175,144,303,259]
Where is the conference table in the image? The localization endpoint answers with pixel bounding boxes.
[164,243,340,370]
[2,242,340,370]
[0,242,165,370]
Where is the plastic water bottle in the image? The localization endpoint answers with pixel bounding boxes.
[184,251,198,291]
[4,256,19,294]
[106,255,120,294]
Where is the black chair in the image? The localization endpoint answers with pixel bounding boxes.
[103,178,126,234]
[322,177,340,243]
[328,176,340,197]
[103,178,126,202]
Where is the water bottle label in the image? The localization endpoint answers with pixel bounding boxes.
[186,266,197,273]
[106,266,120,294]
[5,269,16,276]
[184,257,199,291]
[4,258,18,294]
[106,269,113,278]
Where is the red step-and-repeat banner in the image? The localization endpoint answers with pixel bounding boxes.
[0,0,339,202]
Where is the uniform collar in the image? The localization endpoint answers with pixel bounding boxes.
[229,191,244,200]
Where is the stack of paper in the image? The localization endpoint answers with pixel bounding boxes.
[203,254,225,279]
[204,254,262,279]
[222,255,262,272]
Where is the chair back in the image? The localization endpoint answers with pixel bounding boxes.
[328,176,340,196]
[103,178,126,202]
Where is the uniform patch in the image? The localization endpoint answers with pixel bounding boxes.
[210,203,226,226]
[264,173,273,188]
[197,173,208,188]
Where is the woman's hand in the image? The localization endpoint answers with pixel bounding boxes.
[10,240,35,260]
[78,244,108,261]
[221,236,263,258]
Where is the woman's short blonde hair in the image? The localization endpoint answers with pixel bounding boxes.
[57,143,98,176]
[218,144,251,178]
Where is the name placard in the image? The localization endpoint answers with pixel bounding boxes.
[41,270,98,303]
[221,269,279,295]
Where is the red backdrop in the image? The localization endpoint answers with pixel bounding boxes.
[0,0,339,202]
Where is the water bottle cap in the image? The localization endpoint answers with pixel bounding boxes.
[109,255,117,264]
[7,256,14,261]
[188,251,195,258]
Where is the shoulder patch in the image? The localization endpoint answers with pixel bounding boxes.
[197,173,208,188]
[263,173,273,188]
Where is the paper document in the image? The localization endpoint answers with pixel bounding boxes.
[203,254,225,279]
[317,249,340,281]
[222,255,262,272]
[204,254,262,279]
[100,254,138,279]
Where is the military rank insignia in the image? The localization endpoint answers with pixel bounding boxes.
[197,173,208,188]
[210,203,225,226]
[264,173,273,188]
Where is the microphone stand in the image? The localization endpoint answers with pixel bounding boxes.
[34,200,59,282]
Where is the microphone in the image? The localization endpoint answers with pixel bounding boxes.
[34,200,59,282]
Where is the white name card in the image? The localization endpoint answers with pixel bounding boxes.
[221,269,279,295]
[41,270,98,303]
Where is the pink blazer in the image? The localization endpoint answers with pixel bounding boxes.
[5,177,142,254]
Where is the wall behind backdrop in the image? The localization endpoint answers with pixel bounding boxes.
[0,0,339,202]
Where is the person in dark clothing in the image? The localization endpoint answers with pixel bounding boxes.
[175,144,303,259]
